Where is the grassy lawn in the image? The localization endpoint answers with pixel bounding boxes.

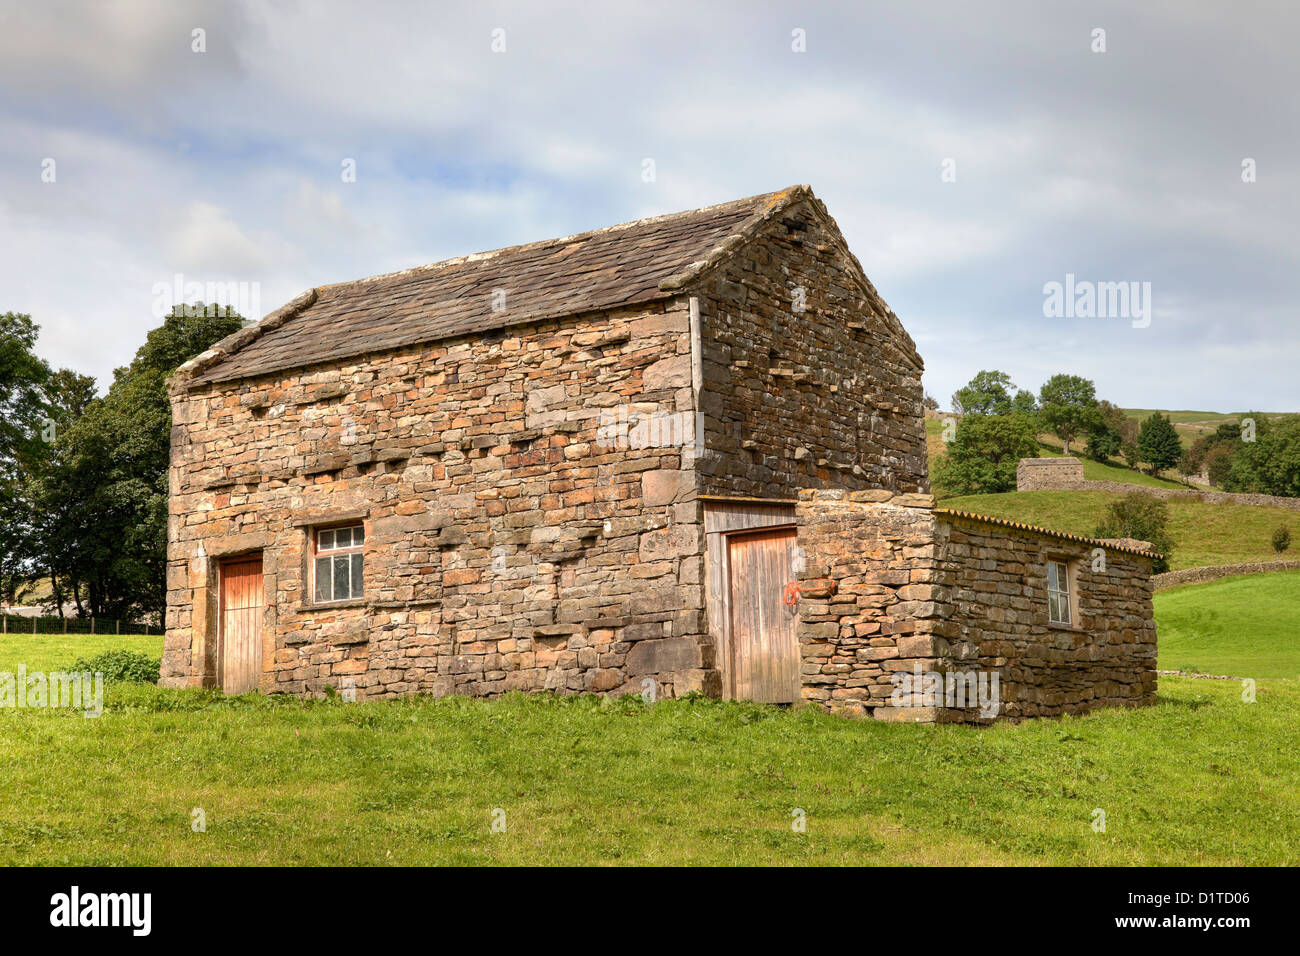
[0,633,161,671]
[1,630,1298,865]
[941,489,1296,570]
[1156,571,1300,678]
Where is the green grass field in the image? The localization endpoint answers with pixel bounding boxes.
[941,490,1296,570]
[0,616,1298,866]
[1156,571,1300,678]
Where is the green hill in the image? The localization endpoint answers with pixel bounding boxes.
[1121,408,1290,446]
[940,490,1296,571]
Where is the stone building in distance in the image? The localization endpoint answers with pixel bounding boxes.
[161,185,1158,721]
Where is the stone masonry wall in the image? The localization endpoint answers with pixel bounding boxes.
[161,300,716,701]
[693,196,929,498]
[795,490,1157,723]
[1152,560,1300,590]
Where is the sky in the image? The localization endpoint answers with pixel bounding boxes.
[1,0,1296,412]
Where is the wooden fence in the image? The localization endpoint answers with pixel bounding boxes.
[0,613,157,636]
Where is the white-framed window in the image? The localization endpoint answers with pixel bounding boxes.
[313,524,365,603]
[1047,559,1072,625]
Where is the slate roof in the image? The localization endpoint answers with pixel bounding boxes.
[184,186,810,387]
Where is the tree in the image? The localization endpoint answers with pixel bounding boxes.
[1038,374,1099,455]
[1010,389,1039,417]
[1204,442,1236,487]
[1224,415,1300,498]
[951,370,1015,417]
[932,413,1040,496]
[25,369,99,616]
[1086,401,1135,463]
[0,312,53,603]
[922,392,939,411]
[1272,526,1291,556]
[0,312,50,458]
[36,304,243,619]
[1182,421,1245,487]
[1137,413,1183,476]
[1095,492,1174,573]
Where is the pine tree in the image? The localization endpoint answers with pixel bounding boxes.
[1137,413,1183,476]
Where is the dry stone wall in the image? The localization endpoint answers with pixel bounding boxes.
[795,490,1157,723]
[1153,560,1300,590]
[162,300,716,701]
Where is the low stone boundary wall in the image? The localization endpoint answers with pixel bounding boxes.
[1153,560,1300,590]
[1016,458,1300,511]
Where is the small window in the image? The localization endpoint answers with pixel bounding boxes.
[313,524,365,603]
[1047,559,1071,625]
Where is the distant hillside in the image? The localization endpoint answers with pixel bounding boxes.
[940,490,1296,571]
[926,414,1187,498]
[925,409,1298,571]
[1121,408,1290,445]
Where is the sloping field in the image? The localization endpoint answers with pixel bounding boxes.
[939,490,1296,570]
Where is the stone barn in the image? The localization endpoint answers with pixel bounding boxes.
[161,185,1158,721]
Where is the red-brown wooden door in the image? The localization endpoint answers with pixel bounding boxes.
[219,554,264,694]
[727,527,800,703]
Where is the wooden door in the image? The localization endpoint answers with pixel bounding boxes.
[219,554,264,695]
[727,527,800,703]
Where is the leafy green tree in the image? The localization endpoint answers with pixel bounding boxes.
[1181,421,1245,487]
[1010,389,1039,418]
[1137,413,1183,475]
[951,370,1015,417]
[36,305,242,619]
[1085,401,1135,463]
[1204,442,1236,487]
[0,312,53,603]
[1095,492,1174,573]
[1224,415,1300,498]
[1038,374,1099,455]
[932,413,1040,495]
[0,312,50,458]
[1272,525,1291,556]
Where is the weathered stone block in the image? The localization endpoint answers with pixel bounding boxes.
[626,637,702,675]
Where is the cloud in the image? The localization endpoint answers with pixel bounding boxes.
[0,0,1295,412]
[164,200,297,275]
